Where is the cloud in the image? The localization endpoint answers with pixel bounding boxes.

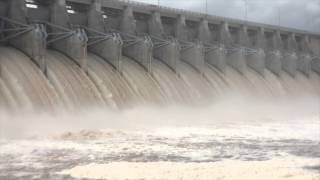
[132,0,320,33]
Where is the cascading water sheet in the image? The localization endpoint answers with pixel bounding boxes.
[151,59,195,104]
[0,79,16,109]
[177,61,214,104]
[120,56,166,105]
[0,47,60,111]
[87,53,137,109]
[46,50,105,110]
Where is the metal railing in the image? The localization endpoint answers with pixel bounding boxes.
[109,0,319,36]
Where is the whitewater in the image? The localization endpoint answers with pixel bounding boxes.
[0,46,319,180]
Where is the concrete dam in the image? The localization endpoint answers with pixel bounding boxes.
[0,0,319,112]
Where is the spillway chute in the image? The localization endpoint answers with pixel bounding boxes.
[120,56,166,105]
[87,53,137,109]
[151,59,194,105]
[0,46,60,112]
[45,50,106,110]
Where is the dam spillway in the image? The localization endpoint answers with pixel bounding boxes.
[0,0,319,112]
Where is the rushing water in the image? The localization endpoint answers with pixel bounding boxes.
[46,50,105,110]
[0,45,319,179]
[0,47,59,111]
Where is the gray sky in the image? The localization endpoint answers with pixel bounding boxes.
[132,0,320,33]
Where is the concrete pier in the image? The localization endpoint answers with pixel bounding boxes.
[120,6,153,72]
[174,15,205,74]
[49,0,88,71]
[296,36,312,75]
[281,33,298,77]
[4,0,47,72]
[246,27,266,75]
[148,11,180,72]
[87,0,123,71]
[226,25,248,74]
[266,30,283,75]
[199,20,227,72]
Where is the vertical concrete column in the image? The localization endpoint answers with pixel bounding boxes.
[218,21,232,45]
[8,0,28,24]
[88,0,105,33]
[256,27,267,49]
[309,36,320,74]
[282,33,297,76]
[301,35,311,53]
[174,15,205,73]
[148,11,164,38]
[148,11,180,72]
[50,0,69,28]
[247,27,266,75]
[237,25,249,46]
[266,30,282,75]
[197,18,211,44]
[87,0,122,71]
[271,30,283,51]
[227,25,247,74]
[6,0,47,72]
[205,21,231,72]
[297,35,312,75]
[286,33,297,52]
[120,6,136,35]
[175,15,188,42]
[203,20,226,72]
[119,6,153,72]
[50,0,88,71]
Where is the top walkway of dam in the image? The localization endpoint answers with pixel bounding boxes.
[68,0,320,36]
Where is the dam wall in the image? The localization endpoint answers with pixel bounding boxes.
[0,0,319,104]
[0,0,318,77]
[0,0,320,110]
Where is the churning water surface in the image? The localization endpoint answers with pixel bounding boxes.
[0,46,319,179]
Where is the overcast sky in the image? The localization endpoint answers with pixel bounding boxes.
[132,0,320,33]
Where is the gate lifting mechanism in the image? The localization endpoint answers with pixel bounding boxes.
[0,16,36,43]
[108,28,153,73]
[204,43,226,54]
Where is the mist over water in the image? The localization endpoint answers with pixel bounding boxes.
[0,46,319,179]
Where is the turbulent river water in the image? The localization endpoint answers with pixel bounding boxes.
[0,46,319,179]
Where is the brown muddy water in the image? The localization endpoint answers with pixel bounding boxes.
[0,46,319,179]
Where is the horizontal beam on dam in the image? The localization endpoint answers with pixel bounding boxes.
[0,0,319,77]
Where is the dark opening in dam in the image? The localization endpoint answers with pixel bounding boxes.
[0,0,319,179]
